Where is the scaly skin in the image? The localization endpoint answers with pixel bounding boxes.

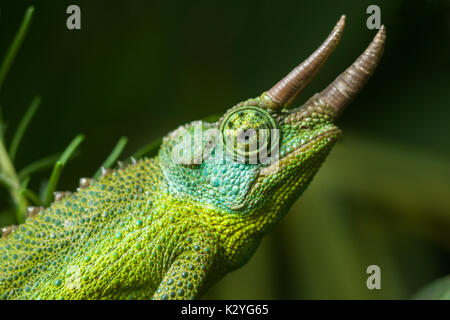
[0,17,385,300]
[0,97,338,300]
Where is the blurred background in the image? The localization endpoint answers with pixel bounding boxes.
[0,0,449,299]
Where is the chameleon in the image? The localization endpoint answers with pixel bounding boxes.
[0,15,385,300]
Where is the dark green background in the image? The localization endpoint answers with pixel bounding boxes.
[0,0,449,299]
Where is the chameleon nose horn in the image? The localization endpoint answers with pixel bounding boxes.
[263,15,346,111]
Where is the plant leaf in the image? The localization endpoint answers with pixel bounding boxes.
[131,138,162,159]
[20,188,41,206]
[42,134,84,205]
[0,105,6,141]
[0,172,16,190]
[59,134,84,166]
[93,136,128,178]
[43,161,62,206]
[0,6,35,92]
[414,275,450,299]
[9,96,41,160]
[18,152,61,180]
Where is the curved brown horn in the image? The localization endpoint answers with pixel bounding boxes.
[264,15,346,110]
[315,26,386,117]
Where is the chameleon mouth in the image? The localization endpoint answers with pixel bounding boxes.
[259,128,341,176]
[230,128,339,211]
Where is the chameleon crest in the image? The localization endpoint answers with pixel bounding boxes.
[0,16,385,299]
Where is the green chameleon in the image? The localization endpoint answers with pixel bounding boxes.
[0,16,386,300]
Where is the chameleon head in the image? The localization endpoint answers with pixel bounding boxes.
[159,16,386,238]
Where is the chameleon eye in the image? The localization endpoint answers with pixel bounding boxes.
[220,106,278,162]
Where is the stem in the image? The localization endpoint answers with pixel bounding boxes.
[0,138,27,222]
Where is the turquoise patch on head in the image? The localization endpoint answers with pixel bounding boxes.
[211,177,220,187]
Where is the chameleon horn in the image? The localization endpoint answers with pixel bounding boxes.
[264,15,346,111]
[313,26,386,117]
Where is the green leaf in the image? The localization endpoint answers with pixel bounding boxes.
[0,6,35,92]
[21,176,30,189]
[20,188,41,206]
[43,161,62,206]
[93,136,128,178]
[59,134,84,166]
[42,134,84,206]
[18,152,62,180]
[131,138,162,159]
[0,172,16,190]
[9,96,41,160]
[414,275,450,300]
[0,105,6,141]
